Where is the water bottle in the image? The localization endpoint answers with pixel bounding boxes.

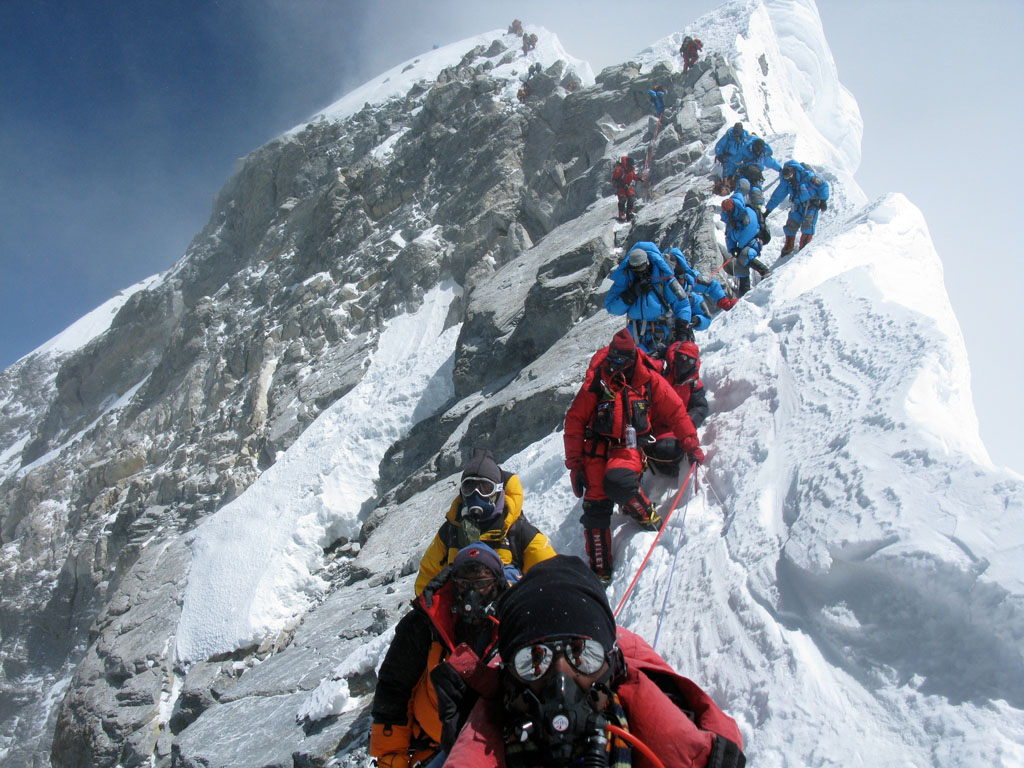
[625,425,636,449]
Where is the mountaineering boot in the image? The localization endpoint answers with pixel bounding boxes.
[620,492,664,532]
[737,277,751,297]
[780,234,796,256]
[799,233,813,249]
[580,499,615,582]
[584,526,613,582]
[750,258,772,278]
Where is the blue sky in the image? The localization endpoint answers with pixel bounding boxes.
[2,0,1021,471]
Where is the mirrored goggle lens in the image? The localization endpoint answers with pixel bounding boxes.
[511,637,606,681]
[461,477,501,497]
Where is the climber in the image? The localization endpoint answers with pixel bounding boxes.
[734,136,782,210]
[564,329,703,580]
[612,155,639,222]
[522,32,538,54]
[764,160,831,257]
[508,19,524,36]
[680,35,704,72]
[445,555,747,767]
[648,340,710,475]
[370,543,506,768]
[647,85,667,117]
[713,122,749,194]
[415,448,556,595]
[605,242,694,355]
[721,195,771,297]
[663,246,738,325]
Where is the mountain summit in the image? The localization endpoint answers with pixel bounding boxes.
[1,2,1021,766]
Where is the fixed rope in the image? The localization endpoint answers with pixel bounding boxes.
[613,463,697,618]
[652,472,698,651]
[641,113,664,200]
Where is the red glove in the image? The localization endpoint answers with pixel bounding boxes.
[717,297,738,310]
[570,469,587,498]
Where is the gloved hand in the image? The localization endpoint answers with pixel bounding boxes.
[674,318,694,342]
[636,276,653,295]
[817,198,828,211]
[570,469,587,498]
[619,283,640,305]
[687,447,705,465]
[729,247,740,258]
[717,297,738,310]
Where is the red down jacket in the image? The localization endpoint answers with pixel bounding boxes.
[445,627,745,767]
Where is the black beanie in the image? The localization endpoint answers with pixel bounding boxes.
[462,448,502,485]
[497,555,617,660]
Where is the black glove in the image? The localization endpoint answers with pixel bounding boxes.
[817,198,828,211]
[674,318,694,342]
[619,283,640,305]
[570,469,587,498]
[730,247,741,258]
[637,276,653,294]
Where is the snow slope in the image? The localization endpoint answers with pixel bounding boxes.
[134,0,1024,764]
[176,281,460,663]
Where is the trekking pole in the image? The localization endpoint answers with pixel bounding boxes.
[652,470,697,651]
[613,463,697,619]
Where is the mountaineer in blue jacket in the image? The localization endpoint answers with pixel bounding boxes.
[713,122,750,192]
[721,195,771,297]
[647,85,667,116]
[764,159,830,256]
[663,247,738,331]
[734,136,782,210]
[606,242,692,355]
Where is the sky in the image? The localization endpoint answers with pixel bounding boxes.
[1,0,1021,471]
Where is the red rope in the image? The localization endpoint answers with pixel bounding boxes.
[613,463,697,618]
[606,723,667,768]
[709,256,734,279]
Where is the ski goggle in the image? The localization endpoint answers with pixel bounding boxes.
[605,352,635,372]
[510,636,607,682]
[460,476,502,498]
[453,573,498,593]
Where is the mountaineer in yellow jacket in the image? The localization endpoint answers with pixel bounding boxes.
[414,448,556,595]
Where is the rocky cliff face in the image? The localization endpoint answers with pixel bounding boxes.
[0,32,737,767]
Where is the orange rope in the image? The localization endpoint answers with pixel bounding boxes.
[606,723,667,768]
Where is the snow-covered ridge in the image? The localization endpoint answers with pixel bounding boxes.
[286,25,595,135]
[14,272,164,367]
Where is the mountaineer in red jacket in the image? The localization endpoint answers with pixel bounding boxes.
[444,555,746,767]
[647,340,710,475]
[612,155,639,222]
[564,329,703,580]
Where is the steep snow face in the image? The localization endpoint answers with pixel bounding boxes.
[287,25,595,134]
[176,282,460,663]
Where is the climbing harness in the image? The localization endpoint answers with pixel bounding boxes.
[613,463,697,618]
